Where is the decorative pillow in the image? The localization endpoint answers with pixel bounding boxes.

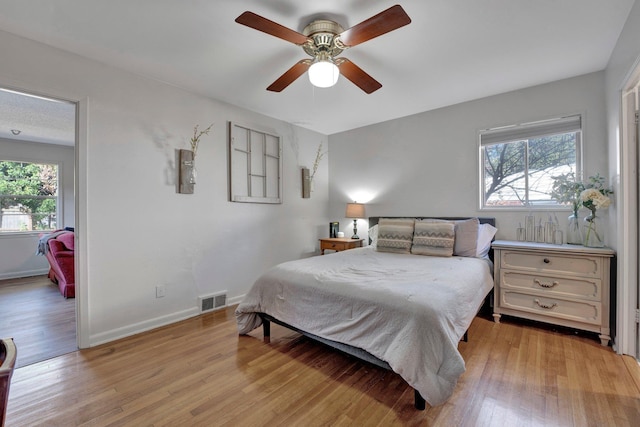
[368,224,379,248]
[421,218,479,257]
[476,223,498,258]
[452,218,479,257]
[376,218,415,254]
[411,220,455,257]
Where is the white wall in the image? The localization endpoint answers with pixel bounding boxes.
[328,72,609,242]
[0,30,329,345]
[0,138,75,279]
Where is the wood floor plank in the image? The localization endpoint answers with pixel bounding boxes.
[4,306,640,426]
[0,275,76,368]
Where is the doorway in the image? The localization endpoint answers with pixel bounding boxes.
[620,66,640,360]
[0,87,78,367]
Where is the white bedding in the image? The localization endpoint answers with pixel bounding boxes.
[235,246,494,406]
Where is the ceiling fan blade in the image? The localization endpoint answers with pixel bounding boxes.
[337,5,411,48]
[236,11,309,45]
[267,60,311,92]
[337,59,382,94]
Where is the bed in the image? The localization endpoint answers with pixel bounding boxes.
[236,216,497,409]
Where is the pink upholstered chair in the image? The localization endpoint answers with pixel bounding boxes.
[0,338,17,427]
[45,231,75,298]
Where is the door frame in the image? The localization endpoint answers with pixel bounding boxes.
[0,80,89,349]
[618,58,640,359]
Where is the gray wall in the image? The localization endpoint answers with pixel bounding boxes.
[328,72,608,241]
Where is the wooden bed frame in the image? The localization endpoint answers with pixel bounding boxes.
[257,216,496,410]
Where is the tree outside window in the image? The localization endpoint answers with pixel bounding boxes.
[480,115,581,209]
[0,160,58,232]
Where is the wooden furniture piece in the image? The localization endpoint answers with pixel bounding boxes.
[1,338,17,427]
[319,237,363,254]
[492,240,615,346]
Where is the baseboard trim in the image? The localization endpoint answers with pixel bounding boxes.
[227,294,244,307]
[89,307,200,347]
[88,294,246,348]
[0,268,49,280]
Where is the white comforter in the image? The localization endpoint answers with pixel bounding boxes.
[235,247,494,406]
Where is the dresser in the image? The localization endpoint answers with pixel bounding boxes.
[492,240,615,346]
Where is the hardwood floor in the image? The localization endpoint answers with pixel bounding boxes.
[5,306,640,426]
[0,275,76,368]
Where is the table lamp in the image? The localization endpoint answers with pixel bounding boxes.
[345,202,365,239]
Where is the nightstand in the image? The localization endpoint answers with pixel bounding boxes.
[492,240,615,346]
[319,237,364,255]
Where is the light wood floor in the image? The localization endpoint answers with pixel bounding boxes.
[0,275,76,368]
[5,306,640,426]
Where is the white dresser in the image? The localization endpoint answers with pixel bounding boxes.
[492,240,615,346]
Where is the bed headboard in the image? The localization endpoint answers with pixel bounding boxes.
[367,216,497,260]
[368,217,495,228]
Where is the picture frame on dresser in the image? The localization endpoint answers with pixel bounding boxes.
[491,240,615,346]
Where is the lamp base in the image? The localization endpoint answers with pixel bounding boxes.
[351,219,359,239]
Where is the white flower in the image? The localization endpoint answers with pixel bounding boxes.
[593,193,611,209]
[580,188,599,202]
[580,188,611,210]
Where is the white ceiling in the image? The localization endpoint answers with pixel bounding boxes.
[0,0,635,142]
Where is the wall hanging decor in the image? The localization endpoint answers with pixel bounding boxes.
[302,142,324,199]
[229,121,282,204]
[178,149,195,194]
[301,167,311,198]
[177,123,213,194]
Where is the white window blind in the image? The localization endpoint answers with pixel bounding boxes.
[480,115,582,147]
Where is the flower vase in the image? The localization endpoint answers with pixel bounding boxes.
[566,209,582,245]
[188,161,197,184]
[583,210,604,247]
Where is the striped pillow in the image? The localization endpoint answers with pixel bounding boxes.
[411,220,455,257]
[376,218,415,254]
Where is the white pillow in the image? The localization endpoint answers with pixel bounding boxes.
[476,223,498,258]
[368,224,379,248]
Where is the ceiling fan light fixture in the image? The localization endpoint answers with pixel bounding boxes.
[308,55,339,88]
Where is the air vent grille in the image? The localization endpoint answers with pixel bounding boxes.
[199,292,227,313]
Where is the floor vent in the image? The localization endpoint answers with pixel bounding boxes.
[199,292,227,313]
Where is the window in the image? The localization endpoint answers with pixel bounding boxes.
[480,115,582,209]
[229,122,282,204]
[0,160,59,232]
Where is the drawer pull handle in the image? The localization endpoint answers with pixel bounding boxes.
[534,299,557,310]
[543,258,550,264]
[534,279,559,288]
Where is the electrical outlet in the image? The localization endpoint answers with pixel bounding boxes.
[156,285,166,298]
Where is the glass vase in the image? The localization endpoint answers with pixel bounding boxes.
[583,211,604,247]
[188,161,197,184]
[566,210,583,245]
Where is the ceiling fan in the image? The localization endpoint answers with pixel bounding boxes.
[235,4,411,94]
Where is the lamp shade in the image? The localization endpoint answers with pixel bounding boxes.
[345,202,365,219]
[308,57,339,88]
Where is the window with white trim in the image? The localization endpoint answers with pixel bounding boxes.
[0,160,59,232]
[480,115,582,209]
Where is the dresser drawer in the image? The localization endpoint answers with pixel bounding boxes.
[501,290,601,325]
[501,251,601,278]
[501,270,601,300]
